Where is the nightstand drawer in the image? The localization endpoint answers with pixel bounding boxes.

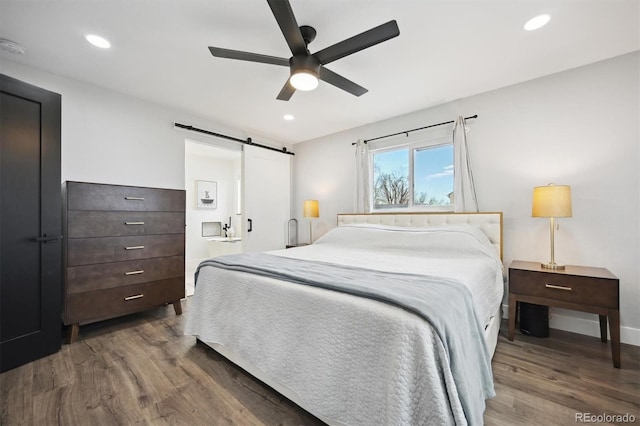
[510,269,618,309]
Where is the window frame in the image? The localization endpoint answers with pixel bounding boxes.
[369,133,454,212]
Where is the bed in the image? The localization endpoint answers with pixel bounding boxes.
[185,212,504,425]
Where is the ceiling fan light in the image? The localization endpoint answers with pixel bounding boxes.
[290,71,319,91]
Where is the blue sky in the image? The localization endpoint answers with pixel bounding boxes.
[374,145,453,204]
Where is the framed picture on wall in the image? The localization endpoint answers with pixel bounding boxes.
[196,180,217,209]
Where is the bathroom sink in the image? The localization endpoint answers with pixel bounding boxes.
[207,237,241,242]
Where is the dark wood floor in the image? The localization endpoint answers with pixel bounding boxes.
[1,298,638,425]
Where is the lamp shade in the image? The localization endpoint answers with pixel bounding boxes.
[303,199,319,218]
[532,184,572,218]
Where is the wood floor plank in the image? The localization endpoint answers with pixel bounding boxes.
[30,349,73,397]
[1,299,638,426]
[129,321,196,389]
[490,328,640,425]
[144,380,265,426]
[485,382,587,426]
[182,341,324,425]
[0,362,34,426]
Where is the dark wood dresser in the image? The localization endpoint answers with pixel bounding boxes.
[62,181,185,342]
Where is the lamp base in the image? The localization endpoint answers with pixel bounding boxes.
[541,262,565,270]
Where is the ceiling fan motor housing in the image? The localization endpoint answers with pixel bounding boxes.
[299,25,317,45]
[290,55,320,78]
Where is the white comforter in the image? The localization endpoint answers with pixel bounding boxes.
[185,224,504,425]
[275,224,504,329]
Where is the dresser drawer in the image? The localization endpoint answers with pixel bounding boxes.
[66,255,184,293]
[64,277,185,325]
[509,269,618,309]
[66,182,185,212]
[67,234,185,266]
[67,211,185,238]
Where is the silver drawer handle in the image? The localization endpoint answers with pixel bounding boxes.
[546,284,572,291]
[124,294,144,301]
[125,222,145,225]
[125,246,145,250]
[124,197,145,201]
[124,270,144,275]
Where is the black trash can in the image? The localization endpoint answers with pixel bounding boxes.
[519,302,549,337]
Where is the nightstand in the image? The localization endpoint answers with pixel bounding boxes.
[508,260,620,368]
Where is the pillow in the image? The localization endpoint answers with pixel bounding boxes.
[315,223,498,260]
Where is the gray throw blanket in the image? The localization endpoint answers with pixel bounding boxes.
[196,252,495,425]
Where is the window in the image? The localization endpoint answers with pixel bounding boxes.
[373,149,409,208]
[372,142,454,210]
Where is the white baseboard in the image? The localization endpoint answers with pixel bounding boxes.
[501,304,640,346]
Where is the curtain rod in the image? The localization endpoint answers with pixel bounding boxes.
[352,114,478,145]
[174,122,294,156]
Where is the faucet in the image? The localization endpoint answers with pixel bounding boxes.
[222,217,232,236]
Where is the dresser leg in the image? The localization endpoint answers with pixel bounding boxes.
[172,300,183,316]
[67,323,79,344]
[508,294,517,341]
[598,315,608,342]
[609,310,621,368]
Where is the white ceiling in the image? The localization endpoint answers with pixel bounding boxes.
[1,1,637,145]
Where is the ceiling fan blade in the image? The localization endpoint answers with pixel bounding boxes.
[266,0,308,56]
[209,46,289,67]
[276,80,296,101]
[319,67,368,97]
[314,20,400,65]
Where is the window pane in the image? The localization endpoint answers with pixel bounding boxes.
[373,149,409,208]
[413,144,454,206]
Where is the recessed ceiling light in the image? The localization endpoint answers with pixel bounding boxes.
[524,14,551,31]
[85,34,111,49]
[283,114,295,121]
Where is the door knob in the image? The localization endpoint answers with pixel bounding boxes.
[34,234,61,243]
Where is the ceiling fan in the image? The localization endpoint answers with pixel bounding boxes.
[208,0,400,101]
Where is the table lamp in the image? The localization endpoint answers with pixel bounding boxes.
[303,199,319,244]
[532,184,572,270]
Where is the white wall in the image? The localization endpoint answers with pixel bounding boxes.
[0,60,280,189]
[293,52,640,344]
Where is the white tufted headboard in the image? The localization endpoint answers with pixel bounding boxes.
[337,212,503,260]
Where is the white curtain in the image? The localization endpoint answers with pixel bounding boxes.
[354,139,371,213]
[453,116,479,212]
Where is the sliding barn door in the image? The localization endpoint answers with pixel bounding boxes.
[242,144,290,252]
[1,74,62,372]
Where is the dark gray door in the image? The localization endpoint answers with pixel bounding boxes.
[1,74,62,372]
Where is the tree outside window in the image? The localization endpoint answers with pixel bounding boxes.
[373,149,409,208]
